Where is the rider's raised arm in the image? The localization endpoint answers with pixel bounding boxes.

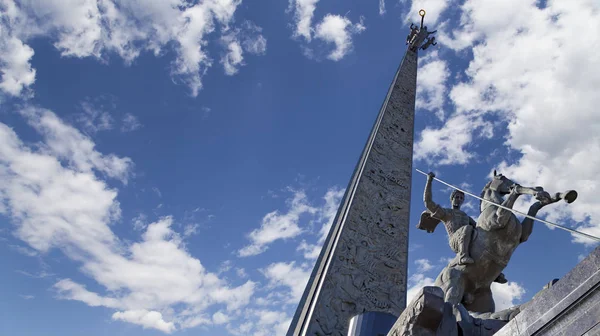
[424,173,449,221]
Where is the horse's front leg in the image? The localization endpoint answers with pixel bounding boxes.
[520,192,560,243]
[435,267,466,305]
[496,186,521,227]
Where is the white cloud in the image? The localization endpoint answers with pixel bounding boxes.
[0,106,256,332]
[9,244,38,257]
[236,267,247,278]
[297,240,321,259]
[415,258,433,272]
[212,310,230,325]
[0,0,266,97]
[423,0,600,245]
[226,309,291,336]
[19,106,133,183]
[406,273,435,305]
[416,51,449,119]
[414,114,493,165]
[0,35,35,96]
[262,261,311,303]
[121,113,141,132]
[238,190,317,257]
[403,0,451,26]
[240,21,267,55]
[379,0,386,15]
[220,21,267,76]
[132,213,147,231]
[491,281,525,311]
[112,310,176,333]
[288,1,365,61]
[221,35,244,76]
[288,0,320,41]
[77,100,114,134]
[314,14,365,61]
[20,294,35,299]
[183,223,200,237]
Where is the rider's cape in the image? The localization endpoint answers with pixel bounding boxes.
[416,210,442,233]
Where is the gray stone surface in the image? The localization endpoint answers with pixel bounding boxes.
[387,287,446,336]
[286,46,419,336]
[494,246,600,336]
[386,286,518,336]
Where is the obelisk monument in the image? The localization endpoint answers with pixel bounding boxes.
[287,10,437,336]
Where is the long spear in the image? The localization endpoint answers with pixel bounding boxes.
[415,168,600,243]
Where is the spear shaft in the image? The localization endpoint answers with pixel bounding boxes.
[415,168,600,242]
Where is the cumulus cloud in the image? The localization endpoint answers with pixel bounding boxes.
[417,0,600,245]
[406,259,436,304]
[221,35,244,76]
[415,258,433,272]
[403,0,451,26]
[314,14,365,61]
[414,113,493,165]
[112,310,176,333]
[491,281,525,311]
[262,261,311,303]
[226,309,291,336]
[288,0,320,41]
[0,106,256,332]
[20,106,133,183]
[288,0,365,60]
[238,190,317,257]
[0,0,266,97]
[220,21,267,76]
[416,51,449,119]
[0,36,35,96]
[406,273,436,305]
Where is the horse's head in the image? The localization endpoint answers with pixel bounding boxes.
[480,170,517,211]
[489,170,517,194]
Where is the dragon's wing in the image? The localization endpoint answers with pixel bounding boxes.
[416,211,441,233]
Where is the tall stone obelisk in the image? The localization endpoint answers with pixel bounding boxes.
[287,10,436,336]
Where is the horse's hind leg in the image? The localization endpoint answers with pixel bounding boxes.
[464,287,495,314]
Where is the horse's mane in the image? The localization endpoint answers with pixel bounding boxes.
[479,180,493,211]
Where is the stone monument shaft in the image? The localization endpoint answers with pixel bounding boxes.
[287,45,420,335]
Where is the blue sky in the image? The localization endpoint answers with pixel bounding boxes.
[1,0,599,335]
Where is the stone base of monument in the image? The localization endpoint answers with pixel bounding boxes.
[385,286,515,336]
[387,246,600,336]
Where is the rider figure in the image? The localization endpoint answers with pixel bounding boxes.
[424,172,508,283]
[424,172,475,265]
[421,36,437,50]
[406,23,419,45]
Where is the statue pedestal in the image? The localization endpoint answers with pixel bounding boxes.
[386,287,508,336]
[387,246,600,336]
